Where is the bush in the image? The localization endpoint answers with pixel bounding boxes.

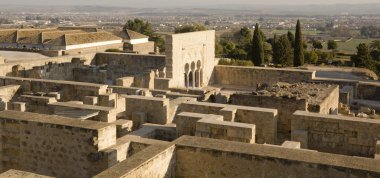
[218,59,254,66]
[105,49,123,53]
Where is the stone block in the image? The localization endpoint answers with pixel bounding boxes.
[116,77,134,87]
[84,96,98,105]
[47,92,61,100]
[113,119,133,138]
[376,141,380,154]
[281,141,301,149]
[291,129,308,149]
[99,93,117,108]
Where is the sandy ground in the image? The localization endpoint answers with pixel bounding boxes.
[0,50,49,62]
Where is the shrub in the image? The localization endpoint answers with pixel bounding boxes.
[105,49,123,53]
[218,58,254,66]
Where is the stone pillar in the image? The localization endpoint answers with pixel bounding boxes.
[191,71,195,88]
[375,140,380,159]
[185,72,189,88]
[12,102,26,112]
[219,107,237,122]
[291,130,308,149]
[195,70,200,88]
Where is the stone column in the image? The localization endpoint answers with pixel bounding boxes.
[191,71,195,88]
[185,72,189,88]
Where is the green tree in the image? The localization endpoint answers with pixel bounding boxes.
[370,40,380,50]
[174,24,207,34]
[294,20,304,67]
[351,43,372,67]
[252,23,264,66]
[272,34,280,64]
[312,40,323,50]
[327,40,338,50]
[237,27,252,45]
[275,35,293,67]
[304,51,318,64]
[124,19,153,36]
[287,31,295,48]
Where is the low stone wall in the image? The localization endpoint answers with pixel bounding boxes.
[0,85,20,110]
[195,117,256,143]
[0,76,108,101]
[0,111,116,177]
[124,95,170,125]
[94,144,175,178]
[175,136,380,178]
[214,66,315,88]
[357,82,380,101]
[292,111,380,157]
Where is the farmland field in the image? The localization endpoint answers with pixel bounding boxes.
[333,38,376,54]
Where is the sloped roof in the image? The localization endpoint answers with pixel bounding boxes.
[0,30,17,43]
[42,30,82,44]
[65,32,122,46]
[17,29,56,45]
[58,26,99,32]
[116,29,148,40]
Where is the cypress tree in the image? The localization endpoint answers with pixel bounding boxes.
[272,34,280,65]
[252,23,264,66]
[294,20,304,67]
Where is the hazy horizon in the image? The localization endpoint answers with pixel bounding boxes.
[1,0,380,7]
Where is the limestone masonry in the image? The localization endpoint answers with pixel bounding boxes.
[0,30,379,177]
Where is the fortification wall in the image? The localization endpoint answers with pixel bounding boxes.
[214,66,315,88]
[0,111,116,177]
[292,111,380,157]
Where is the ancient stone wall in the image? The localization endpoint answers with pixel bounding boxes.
[195,117,256,143]
[0,53,96,76]
[0,85,20,110]
[175,136,380,178]
[230,95,306,142]
[0,76,108,101]
[214,66,315,88]
[357,82,380,101]
[124,95,170,125]
[318,86,339,114]
[94,53,165,73]
[292,111,380,157]
[179,101,278,144]
[0,111,116,177]
[165,30,216,88]
[94,144,175,178]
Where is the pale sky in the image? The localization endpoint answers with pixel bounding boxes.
[1,0,379,7]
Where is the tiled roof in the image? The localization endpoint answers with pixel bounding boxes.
[0,28,121,47]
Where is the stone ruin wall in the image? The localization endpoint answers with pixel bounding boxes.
[292,111,380,157]
[178,101,278,144]
[214,65,315,88]
[0,76,108,102]
[230,95,307,142]
[175,137,380,178]
[0,111,116,177]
